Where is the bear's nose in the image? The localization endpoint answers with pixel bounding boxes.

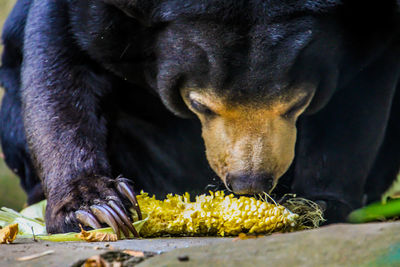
[226,173,274,195]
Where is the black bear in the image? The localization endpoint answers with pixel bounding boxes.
[0,0,399,234]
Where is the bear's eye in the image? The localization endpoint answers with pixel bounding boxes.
[190,99,216,116]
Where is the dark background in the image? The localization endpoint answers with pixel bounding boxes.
[0,0,27,210]
[0,0,398,211]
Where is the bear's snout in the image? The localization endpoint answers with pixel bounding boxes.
[226,173,274,195]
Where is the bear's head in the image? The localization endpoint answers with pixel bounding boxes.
[154,11,322,194]
[105,0,393,194]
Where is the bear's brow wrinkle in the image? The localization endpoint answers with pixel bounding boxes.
[284,93,313,117]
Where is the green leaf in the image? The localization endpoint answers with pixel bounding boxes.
[382,174,400,204]
[348,198,400,223]
[0,207,46,235]
[0,200,149,242]
[19,217,148,242]
[20,200,46,222]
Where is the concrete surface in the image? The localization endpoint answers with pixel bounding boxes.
[1,222,400,267]
[138,222,400,267]
[0,237,231,267]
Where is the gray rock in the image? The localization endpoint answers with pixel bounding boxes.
[0,237,230,267]
[137,222,400,267]
[1,222,399,267]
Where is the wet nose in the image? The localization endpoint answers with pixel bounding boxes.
[226,173,274,195]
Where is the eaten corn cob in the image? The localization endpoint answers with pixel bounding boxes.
[135,191,300,237]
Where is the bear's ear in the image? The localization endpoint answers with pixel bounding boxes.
[103,0,157,26]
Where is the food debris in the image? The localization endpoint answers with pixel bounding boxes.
[0,223,18,244]
[76,226,118,242]
[233,232,264,241]
[16,250,55,261]
[122,250,145,257]
[82,255,104,267]
[177,255,190,262]
[75,251,150,267]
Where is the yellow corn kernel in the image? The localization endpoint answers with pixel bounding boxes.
[136,191,299,237]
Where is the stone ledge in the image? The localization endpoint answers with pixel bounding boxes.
[137,222,400,267]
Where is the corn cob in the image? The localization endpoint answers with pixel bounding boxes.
[134,191,300,237]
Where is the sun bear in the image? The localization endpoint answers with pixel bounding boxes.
[0,0,399,234]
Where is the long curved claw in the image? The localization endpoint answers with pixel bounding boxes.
[116,178,142,220]
[90,204,121,239]
[109,200,139,238]
[102,204,131,238]
[75,210,102,229]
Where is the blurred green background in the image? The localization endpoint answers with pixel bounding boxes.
[0,0,27,210]
[0,0,15,55]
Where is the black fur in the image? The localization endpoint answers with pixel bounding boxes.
[0,0,399,231]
